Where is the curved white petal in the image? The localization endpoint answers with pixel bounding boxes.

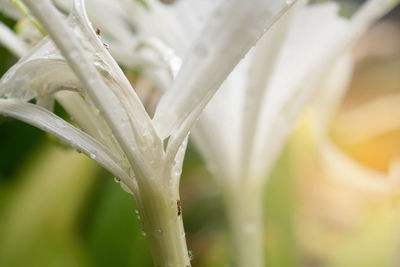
[55,91,125,156]
[191,59,248,181]
[239,2,300,179]
[0,99,134,189]
[0,37,81,103]
[350,0,399,39]
[312,52,354,133]
[250,3,350,179]
[192,2,299,181]
[153,0,295,140]
[250,0,396,180]
[22,0,163,179]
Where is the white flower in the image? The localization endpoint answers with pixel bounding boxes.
[0,0,295,266]
[191,1,396,265]
[78,0,397,266]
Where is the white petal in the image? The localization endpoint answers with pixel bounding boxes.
[0,99,133,188]
[0,37,81,103]
[250,0,396,179]
[192,74,245,180]
[350,0,399,39]
[0,0,24,20]
[22,0,161,179]
[251,2,350,179]
[0,22,27,58]
[312,52,354,132]
[239,2,299,178]
[192,0,296,180]
[55,91,127,159]
[153,0,295,140]
[146,0,222,51]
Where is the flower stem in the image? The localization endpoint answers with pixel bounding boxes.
[223,183,265,267]
[135,181,191,267]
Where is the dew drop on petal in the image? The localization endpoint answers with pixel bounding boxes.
[55,119,64,128]
[154,228,163,238]
[188,250,194,261]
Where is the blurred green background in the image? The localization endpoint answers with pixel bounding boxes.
[1,2,400,267]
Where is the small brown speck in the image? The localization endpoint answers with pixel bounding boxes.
[177,200,182,216]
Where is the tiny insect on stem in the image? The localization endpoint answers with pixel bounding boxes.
[177,200,182,216]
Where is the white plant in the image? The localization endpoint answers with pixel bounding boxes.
[0,0,297,266]
[68,0,397,266]
[190,1,397,266]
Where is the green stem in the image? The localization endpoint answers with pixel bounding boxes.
[135,181,191,267]
[223,183,265,267]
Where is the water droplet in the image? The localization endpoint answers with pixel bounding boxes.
[55,119,64,128]
[171,165,182,178]
[114,177,121,183]
[188,250,194,261]
[154,228,163,238]
[136,214,141,220]
[89,153,96,159]
[135,209,139,214]
[141,230,146,236]
[142,131,154,146]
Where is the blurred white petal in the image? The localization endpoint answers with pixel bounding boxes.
[0,22,27,57]
[0,0,23,20]
[153,0,294,139]
[239,2,300,179]
[251,2,349,179]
